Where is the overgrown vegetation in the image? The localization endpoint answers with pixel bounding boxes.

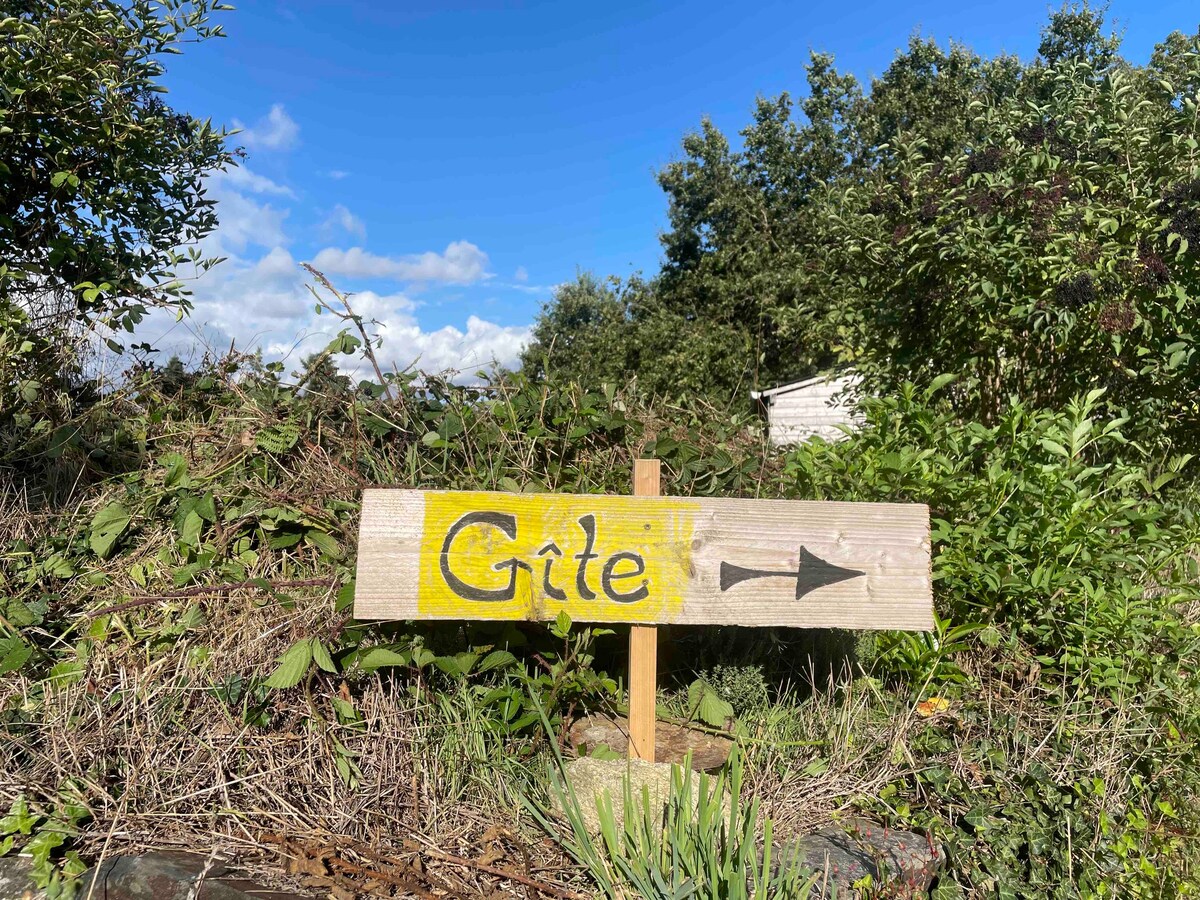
[3,1,1200,898]
[1,342,1197,897]
[523,7,1200,459]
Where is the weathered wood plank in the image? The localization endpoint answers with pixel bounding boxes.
[354,489,932,630]
[628,459,660,761]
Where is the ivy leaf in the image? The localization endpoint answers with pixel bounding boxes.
[265,639,313,689]
[89,502,131,558]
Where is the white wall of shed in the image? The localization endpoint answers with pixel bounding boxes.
[764,374,863,446]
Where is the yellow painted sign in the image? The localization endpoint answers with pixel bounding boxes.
[354,489,933,630]
[417,492,697,623]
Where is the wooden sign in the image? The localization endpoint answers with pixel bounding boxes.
[354,489,932,630]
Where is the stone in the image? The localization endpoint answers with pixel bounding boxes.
[555,756,729,836]
[78,852,310,900]
[0,856,41,900]
[567,714,734,772]
[776,819,944,898]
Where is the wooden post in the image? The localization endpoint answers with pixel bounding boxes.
[628,458,660,761]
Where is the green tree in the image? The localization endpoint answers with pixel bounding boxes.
[0,0,233,473]
[0,0,232,330]
[529,2,1200,454]
[521,273,631,385]
[814,32,1200,451]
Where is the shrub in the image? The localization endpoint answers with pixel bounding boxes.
[783,380,1200,896]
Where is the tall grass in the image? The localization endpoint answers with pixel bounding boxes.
[523,681,823,900]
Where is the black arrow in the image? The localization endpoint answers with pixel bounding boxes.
[719,547,864,600]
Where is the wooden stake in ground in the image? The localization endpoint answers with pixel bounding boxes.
[628,458,660,761]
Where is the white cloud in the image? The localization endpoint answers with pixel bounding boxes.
[140,138,518,380]
[309,241,489,284]
[234,104,300,152]
[216,164,295,197]
[145,247,526,380]
[204,183,289,254]
[514,265,529,282]
[326,169,350,180]
[322,204,366,240]
[355,309,530,376]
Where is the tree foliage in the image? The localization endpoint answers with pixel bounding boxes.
[821,37,1200,450]
[0,0,232,327]
[525,4,1200,459]
[0,0,233,467]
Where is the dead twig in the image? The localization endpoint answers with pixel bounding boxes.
[86,577,338,618]
[326,854,441,900]
[400,839,587,900]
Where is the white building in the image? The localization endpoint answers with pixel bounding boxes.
[751,372,863,446]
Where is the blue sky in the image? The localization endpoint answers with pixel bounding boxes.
[155,0,1199,376]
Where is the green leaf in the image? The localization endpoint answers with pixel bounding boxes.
[0,639,32,674]
[195,492,217,522]
[412,647,436,669]
[476,649,517,673]
[311,639,337,673]
[687,678,734,727]
[551,610,572,638]
[162,452,189,488]
[433,655,464,677]
[305,529,343,559]
[358,646,410,671]
[1038,438,1069,458]
[800,756,830,777]
[89,502,131,558]
[41,553,74,579]
[47,660,84,686]
[0,598,36,628]
[585,743,623,760]
[265,639,313,689]
[179,509,203,546]
[255,423,300,454]
[928,373,958,395]
[0,797,36,836]
[696,690,734,728]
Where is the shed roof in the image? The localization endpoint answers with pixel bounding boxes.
[750,372,858,401]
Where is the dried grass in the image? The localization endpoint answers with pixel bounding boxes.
[0,576,583,898]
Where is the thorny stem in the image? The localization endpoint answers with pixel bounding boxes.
[301,263,392,400]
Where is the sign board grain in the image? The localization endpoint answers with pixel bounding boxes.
[354,489,933,630]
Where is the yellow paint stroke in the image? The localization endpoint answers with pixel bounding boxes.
[418,492,699,622]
